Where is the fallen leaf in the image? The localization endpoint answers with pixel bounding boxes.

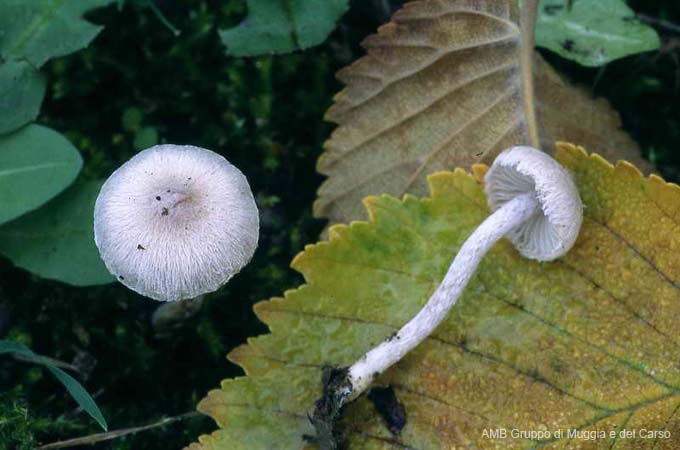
[188,144,680,449]
[314,0,651,227]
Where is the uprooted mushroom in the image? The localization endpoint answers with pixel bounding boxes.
[311,146,584,448]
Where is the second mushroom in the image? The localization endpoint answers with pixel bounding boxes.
[311,146,584,447]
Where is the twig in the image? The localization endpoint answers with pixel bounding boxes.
[147,0,181,36]
[638,13,680,35]
[37,412,200,449]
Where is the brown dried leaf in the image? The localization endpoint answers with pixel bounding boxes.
[314,0,650,226]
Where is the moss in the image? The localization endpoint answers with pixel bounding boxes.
[0,388,85,449]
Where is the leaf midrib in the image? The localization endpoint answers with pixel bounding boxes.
[519,0,540,148]
[0,160,72,178]
[8,0,67,64]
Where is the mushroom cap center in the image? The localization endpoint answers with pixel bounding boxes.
[154,189,190,214]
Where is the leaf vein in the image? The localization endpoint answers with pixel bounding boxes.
[322,61,517,170]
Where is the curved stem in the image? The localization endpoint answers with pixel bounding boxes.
[346,192,540,399]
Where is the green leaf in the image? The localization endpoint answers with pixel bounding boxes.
[219,0,349,57]
[0,60,46,134]
[188,145,680,449]
[0,124,82,225]
[535,0,660,66]
[0,180,115,286]
[0,340,108,431]
[0,0,115,67]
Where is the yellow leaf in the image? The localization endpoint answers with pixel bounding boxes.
[314,0,651,227]
[188,145,680,449]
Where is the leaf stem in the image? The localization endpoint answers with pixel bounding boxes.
[345,192,540,399]
[519,0,540,148]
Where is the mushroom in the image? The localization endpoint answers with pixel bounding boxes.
[311,146,583,444]
[94,144,259,302]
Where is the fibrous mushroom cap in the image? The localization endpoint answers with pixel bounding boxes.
[485,146,583,261]
[94,144,259,302]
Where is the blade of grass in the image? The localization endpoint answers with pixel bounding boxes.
[0,339,107,431]
[46,366,107,431]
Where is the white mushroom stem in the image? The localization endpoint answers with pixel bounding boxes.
[346,192,540,400]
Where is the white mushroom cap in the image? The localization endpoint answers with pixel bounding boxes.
[94,144,259,302]
[484,146,582,261]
